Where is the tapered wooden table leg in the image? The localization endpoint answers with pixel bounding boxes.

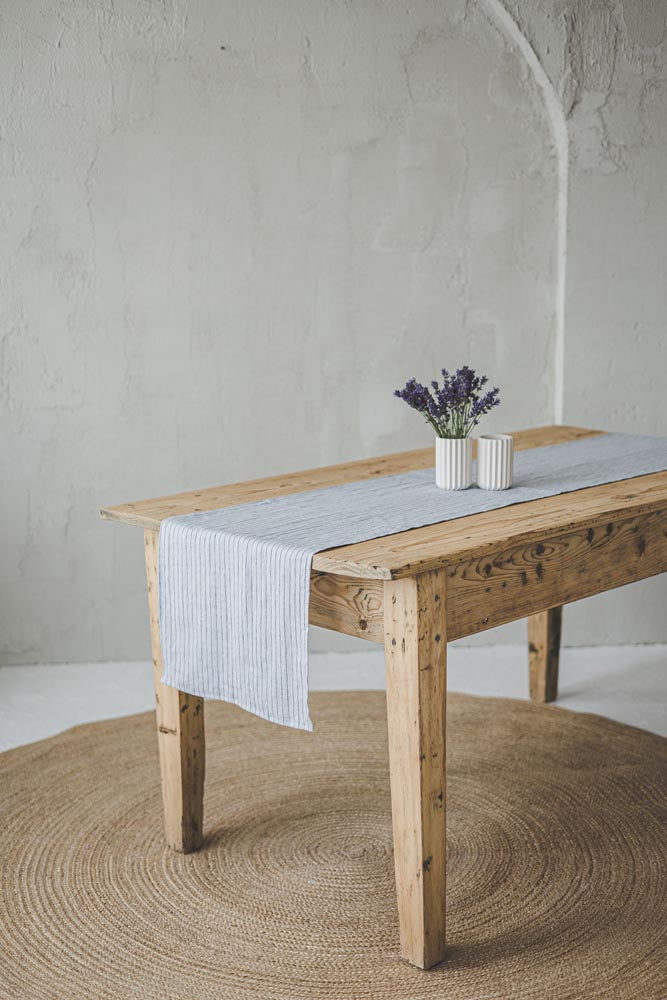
[145,529,205,853]
[383,570,447,970]
[528,606,562,703]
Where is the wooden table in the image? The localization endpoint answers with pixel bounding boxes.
[101,425,667,969]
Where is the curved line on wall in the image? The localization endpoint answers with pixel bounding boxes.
[480,0,568,424]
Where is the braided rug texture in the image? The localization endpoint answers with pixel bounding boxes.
[0,691,665,1000]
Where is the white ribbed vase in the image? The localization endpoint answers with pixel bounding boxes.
[477,434,514,490]
[435,437,472,490]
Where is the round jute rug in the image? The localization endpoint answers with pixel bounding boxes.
[0,692,665,1000]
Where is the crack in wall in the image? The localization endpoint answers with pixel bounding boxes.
[480,0,568,425]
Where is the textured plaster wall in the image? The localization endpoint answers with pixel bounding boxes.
[506,0,667,645]
[1,0,665,665]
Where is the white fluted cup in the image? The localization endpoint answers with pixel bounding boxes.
[435,437,472,490]
[477,434,514,490]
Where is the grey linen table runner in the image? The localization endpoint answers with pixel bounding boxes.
[158,433,667,730]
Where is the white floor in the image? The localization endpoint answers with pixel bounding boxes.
[1,645,665,752]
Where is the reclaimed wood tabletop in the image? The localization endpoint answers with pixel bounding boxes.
[101,424,667,969]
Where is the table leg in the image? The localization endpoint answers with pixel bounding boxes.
[528,606,562,703]
[383,570,447,969]
[144,529,205,853]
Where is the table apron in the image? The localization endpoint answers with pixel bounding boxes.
[310,572,385,642]
[309,507,667,643]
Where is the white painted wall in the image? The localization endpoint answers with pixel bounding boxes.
[1,0,665,665]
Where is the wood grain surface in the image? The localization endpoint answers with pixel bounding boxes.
[384,570,448,969]
[528,607,562,703]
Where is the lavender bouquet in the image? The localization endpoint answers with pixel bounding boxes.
[394,366,500,439]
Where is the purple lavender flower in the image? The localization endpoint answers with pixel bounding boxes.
[394,366,500,438]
